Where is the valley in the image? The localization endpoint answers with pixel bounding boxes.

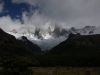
[0,26,100,74]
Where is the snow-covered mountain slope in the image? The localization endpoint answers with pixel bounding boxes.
[63,26,96,35]
[7,26,100,51]
[77,26,96,35]
[7,29,66,51]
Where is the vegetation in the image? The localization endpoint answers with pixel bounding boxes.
[0,67,33,75]
[0,54,100,67]
[31,67,100,75]
[0,52,99,75]
[1,43,100,74]
[0,67,100,75]
[50,34,100,54]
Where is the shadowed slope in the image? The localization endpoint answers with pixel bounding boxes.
[49,33,100,55]
[0,28,41,55]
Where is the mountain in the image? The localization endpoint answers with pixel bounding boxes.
[60,26,96,36]
[8,27,67,51]
[9,26,97,39]
[18,36,42,54]
[7,25,100,51]
[0,28,41,55]
[49,33,100,54]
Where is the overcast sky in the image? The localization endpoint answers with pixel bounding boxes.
[0,0,100,32]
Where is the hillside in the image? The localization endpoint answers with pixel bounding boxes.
[49,33,100,55]
[0,28,41,55]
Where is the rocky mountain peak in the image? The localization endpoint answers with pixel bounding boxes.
[10,29,17,34]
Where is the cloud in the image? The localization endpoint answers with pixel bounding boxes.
[0,0,98,32]
[0,15,22,31]
[11,0,100,28]
[0,14,37,33]
[21,10,55,29]
[11,0,38,6]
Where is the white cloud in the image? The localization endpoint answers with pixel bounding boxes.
[0,15,37,33]
[0,15,22,31]
[11,0,100,28]
[22,10,55,29]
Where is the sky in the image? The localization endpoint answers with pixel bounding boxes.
[0,0,100,32]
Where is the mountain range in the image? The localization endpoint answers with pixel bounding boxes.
[0,26,100,68]
[0,25,100,54]
[0,28,41,55]
[7,25,100,51]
